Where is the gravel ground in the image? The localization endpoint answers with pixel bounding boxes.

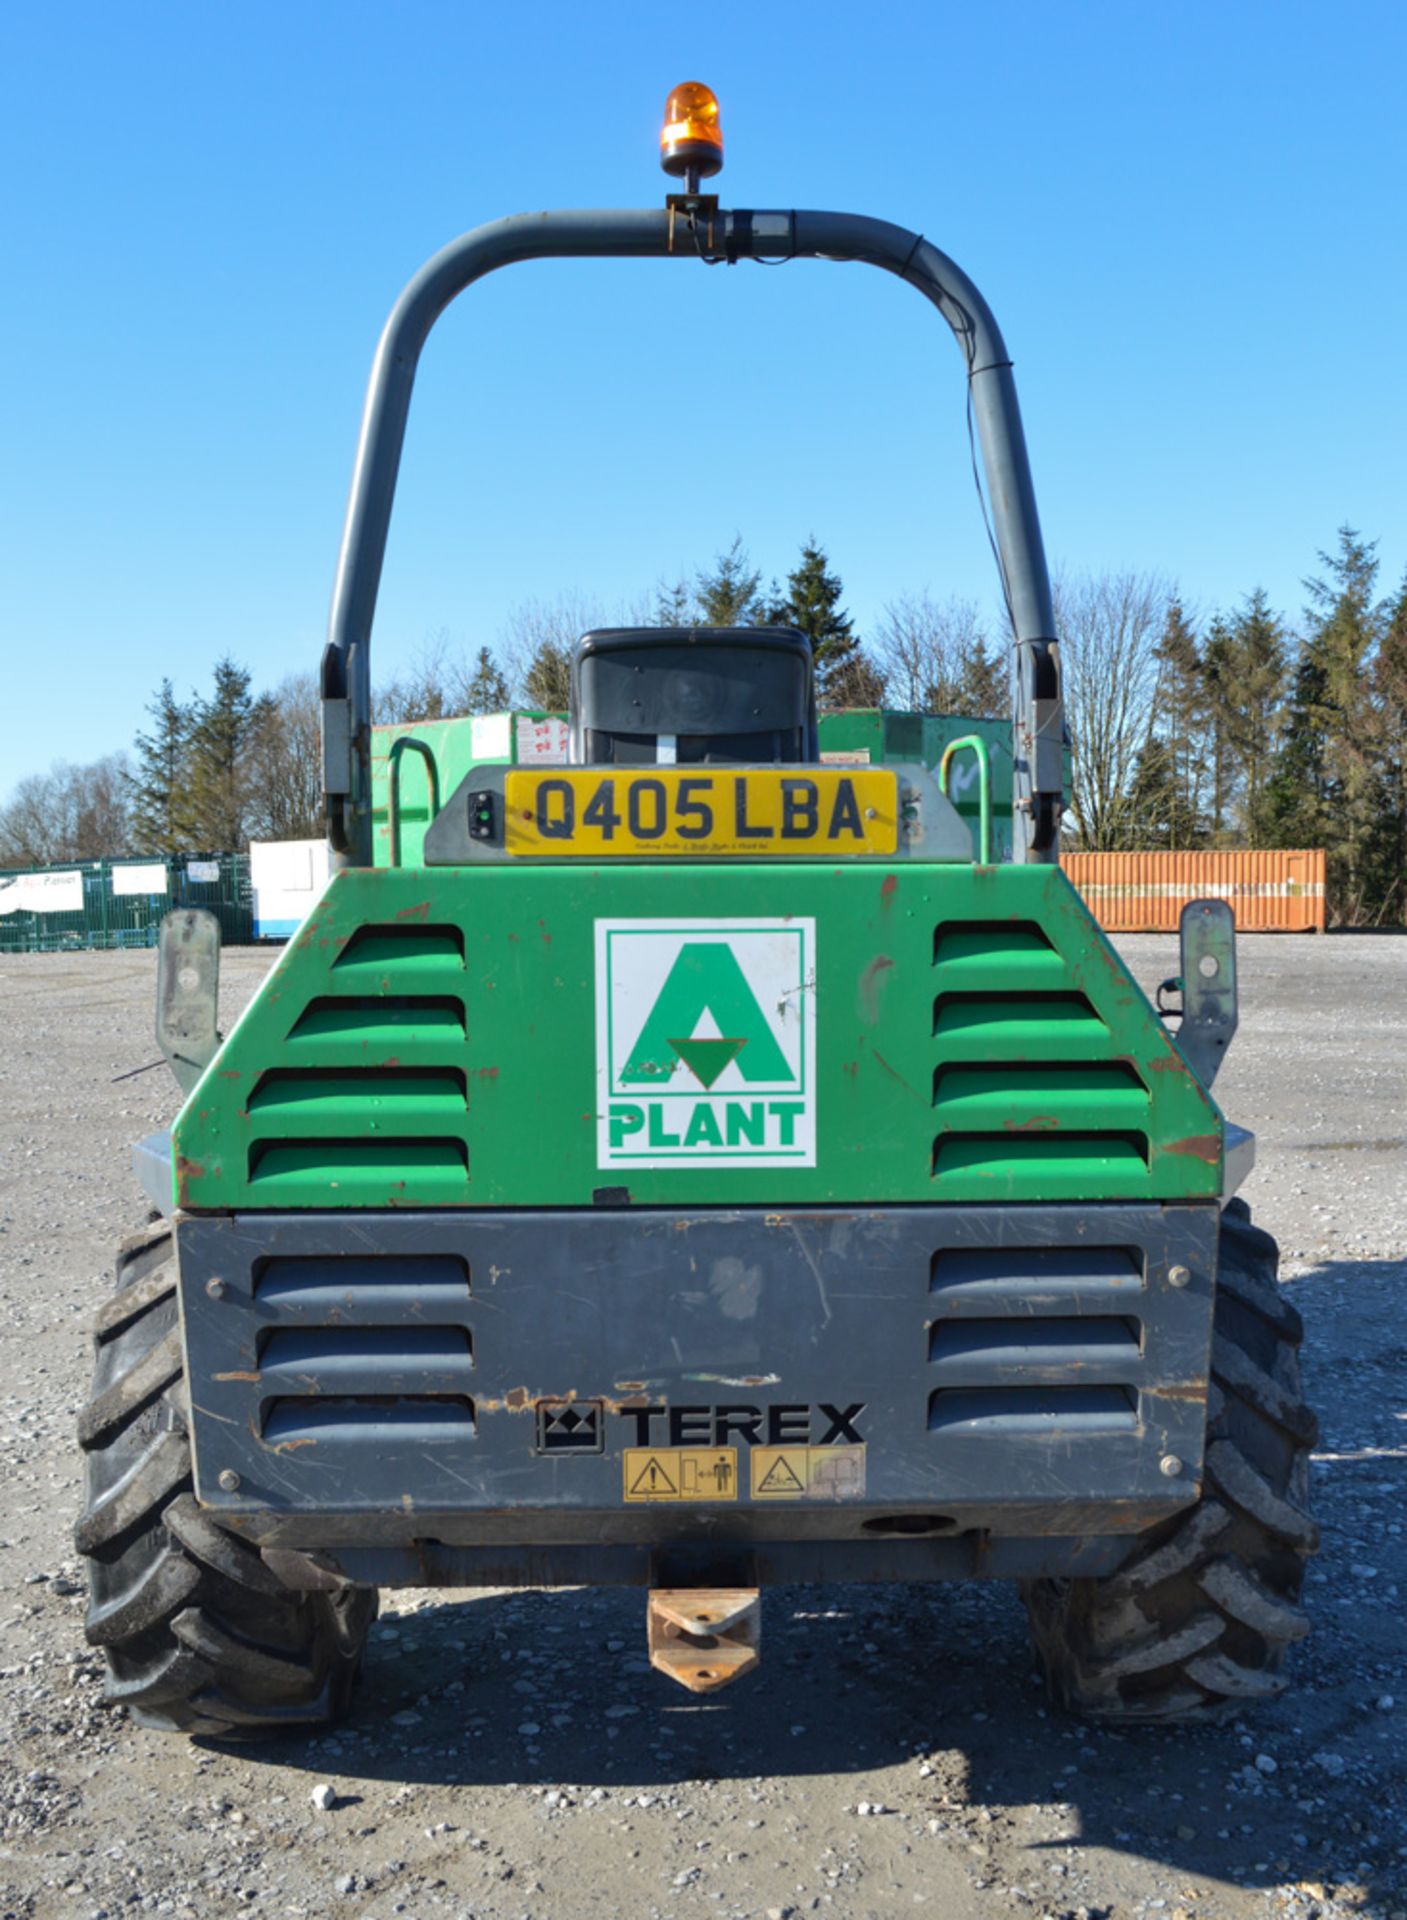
[1,933,1404,1920]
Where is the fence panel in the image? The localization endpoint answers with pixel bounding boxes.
[0,854,252,953]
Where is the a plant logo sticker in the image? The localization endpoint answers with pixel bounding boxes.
[595,918,816,1170]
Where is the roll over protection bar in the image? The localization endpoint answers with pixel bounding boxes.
[321,208,1063,866]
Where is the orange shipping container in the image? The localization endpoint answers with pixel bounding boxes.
[1063,849,1326,933]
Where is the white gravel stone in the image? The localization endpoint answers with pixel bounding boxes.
[310,1784,337,1812]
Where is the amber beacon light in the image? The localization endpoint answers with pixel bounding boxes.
[660,82,724,180]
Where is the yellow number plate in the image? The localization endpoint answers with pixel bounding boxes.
[503,768,899,858]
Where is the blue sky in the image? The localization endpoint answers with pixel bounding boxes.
[3,0,1404,792]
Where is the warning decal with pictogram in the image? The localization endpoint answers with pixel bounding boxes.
[750,1444,866,1501]
[756,1453,806,1495]
[622,1447,738,1502]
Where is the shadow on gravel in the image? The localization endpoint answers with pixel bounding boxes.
[182,1251,1407,1910]
[203,1567,1404,1911]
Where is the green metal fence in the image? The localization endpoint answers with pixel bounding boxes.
[0,855,252,954]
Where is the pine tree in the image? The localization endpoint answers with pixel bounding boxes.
[187,656,256,849]
[653,577,694,627]
[695,538,764,626]
[1366,573,1407,922]
[462,646,510,714]
[1154,601,1206,848]
[1225,589,1289,847]
[1263,649,1331,851]
[954,632,1006,718]
[1277,527,1383,917]
[824,648,888,708]
[129,679,192,854]
[523,640,571,712]
[1126,738,1182,849]
[778,539,869,702]
[1200,618,1237,844]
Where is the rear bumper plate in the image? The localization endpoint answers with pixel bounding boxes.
[176,1204,1217,1552]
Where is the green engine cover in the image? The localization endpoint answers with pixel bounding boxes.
[171,862,1222,1211]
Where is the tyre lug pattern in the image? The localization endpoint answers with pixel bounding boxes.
[1204,1439,1320,1551]
[1183,1649,1290,1700]
[1198,1555,1310,1641]
[1022,1202,1317,1723]
[77,1226,375,1740]
[78,1327,183,1450]
[73,1429,189,1555]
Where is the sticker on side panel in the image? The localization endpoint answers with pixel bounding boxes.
[623,1447,739,1502]
[595,917,817,1172]
[750,1445,866,1501]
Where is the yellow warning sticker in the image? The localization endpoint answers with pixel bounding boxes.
[622,1447,738,1503]
[750,1445,867,1501]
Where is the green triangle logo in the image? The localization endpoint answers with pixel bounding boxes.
[621,943,792,1087]
[670,1035,747,1089]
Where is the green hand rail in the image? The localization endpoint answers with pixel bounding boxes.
[387,736,441,869]
[938,734,993,866]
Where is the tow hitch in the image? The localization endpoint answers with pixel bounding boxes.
[647,1589,761,1693]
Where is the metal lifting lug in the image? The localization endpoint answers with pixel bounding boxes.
[646,1588,761,1694]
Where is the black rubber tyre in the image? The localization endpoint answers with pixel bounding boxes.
[1022,1198,1319,1722]
[75,1222,378,1738]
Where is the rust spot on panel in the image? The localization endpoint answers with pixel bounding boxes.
[1004,1116,1060,1131]
[220,1070,241,1080]
[175,1154,206,1194]
[538,918,553,945]
[1166,1133,1221,1164]
[475,1387,657,1417]
[869,1048,919,1097]
[394,901,432,922]
[476,1065,500,1080]
[1147,1052,1189,1074]
[267,1435,318,1454]
[213,1370,262,1383]
[879,874,898,904]
[857,953,894,1027]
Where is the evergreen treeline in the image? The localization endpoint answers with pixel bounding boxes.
[2,530,1402,925]
[1087,530,1406,924]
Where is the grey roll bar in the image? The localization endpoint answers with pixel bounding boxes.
[321,207,1063,866]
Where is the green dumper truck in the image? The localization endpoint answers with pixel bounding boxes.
[75,89,1316,1736]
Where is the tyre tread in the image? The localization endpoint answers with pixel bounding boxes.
[76,1226,374,1740]
[1022,1200,1317,1722]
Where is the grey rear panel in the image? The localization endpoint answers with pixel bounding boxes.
[177,1204,1217,1581]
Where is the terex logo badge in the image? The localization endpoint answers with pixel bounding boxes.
[595,917,816,1170]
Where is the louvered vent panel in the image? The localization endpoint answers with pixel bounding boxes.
[287,995,466,1045]
[248,921,474,1202]
[928,1386,1137,1436]
[928,1244,1146,1439]
[254,1254,474,1445]
[933,918,1156,1197]
[330,923,466,979]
